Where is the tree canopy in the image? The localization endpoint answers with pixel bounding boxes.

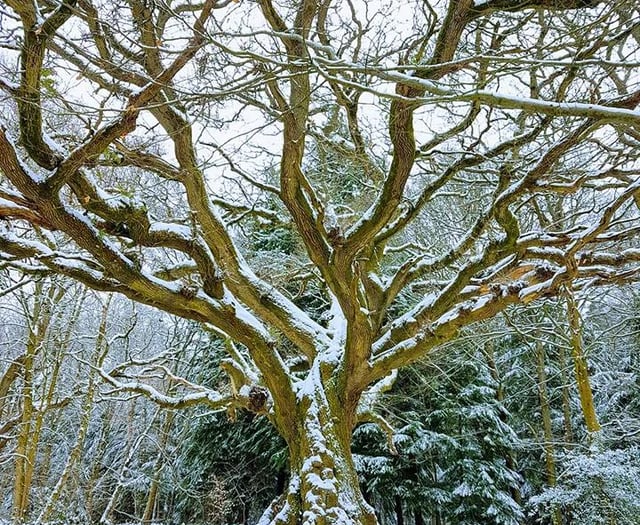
[1,0,640,523]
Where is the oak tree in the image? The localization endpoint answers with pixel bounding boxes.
[1,0,640,523]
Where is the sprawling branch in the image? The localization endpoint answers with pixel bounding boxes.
[1,4,639,505]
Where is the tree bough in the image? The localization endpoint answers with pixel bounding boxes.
[1,0,639,522]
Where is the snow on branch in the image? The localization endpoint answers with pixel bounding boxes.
[98,364,230,411]
[314,59,640,125]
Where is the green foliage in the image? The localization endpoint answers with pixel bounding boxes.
[178,411,287,524]
[354,350,524,524]
[41,68,58,97]
[250,221,298,255]
[530,447,640,524]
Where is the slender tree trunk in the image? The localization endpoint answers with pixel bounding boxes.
[37,295,108,523]
[394,495,404,525]
[84,405,115,522]
[557,341,574,447]
[13,281,60,522]
[12,336,36,523]
[565,288,600,434]
[142,410,175,523]
[535,337,562,525]
[100,406,158,524]
[23,339,64,495]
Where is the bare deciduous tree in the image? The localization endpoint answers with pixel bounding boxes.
[1,0,639,523]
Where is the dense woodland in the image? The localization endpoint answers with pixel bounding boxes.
[2,280,640,524]
[1,0,640,523]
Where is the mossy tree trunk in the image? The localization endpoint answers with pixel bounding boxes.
[258,362,377,525]
[13,281,66,523]
[565,288,601,434]
[1,1,639,524]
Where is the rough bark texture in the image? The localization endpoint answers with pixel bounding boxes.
[0,0,639,522]
[259,366,376,525]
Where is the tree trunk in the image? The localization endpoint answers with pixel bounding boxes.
[257,381,376,525]
[100,402,157,524]
[557,341,574,447]
[565,288,600,434]
[535,337,562,525]
[142,410,175,523]
[84,405,115,522]
[37,295,108,524]
[13,281,61,522]
[12,343,35,523]
[394,495,404,525]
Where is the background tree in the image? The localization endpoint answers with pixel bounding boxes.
[1,0,640,523]
[354,342,523,525]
